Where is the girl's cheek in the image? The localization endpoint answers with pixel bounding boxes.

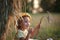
[25,22,30,27]
[28,23,30,26]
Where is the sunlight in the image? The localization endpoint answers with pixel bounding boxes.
[33,0,39,8]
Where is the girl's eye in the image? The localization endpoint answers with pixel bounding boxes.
[24,21,30,24]
[25,21,27,23]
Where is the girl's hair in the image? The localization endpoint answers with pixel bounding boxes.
[17,13,31,23]
[21,13,31,19]
[17,13,31,29]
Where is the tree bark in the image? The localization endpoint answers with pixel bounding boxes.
[0,0,23,40]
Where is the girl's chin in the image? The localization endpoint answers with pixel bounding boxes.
[25,27,29,29]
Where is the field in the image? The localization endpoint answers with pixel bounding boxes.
[30,13,60,40]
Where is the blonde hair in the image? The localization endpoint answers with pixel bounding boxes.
[21,13,31,20]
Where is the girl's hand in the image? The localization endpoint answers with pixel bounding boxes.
[28,28,32,34]
[36,22,41,29]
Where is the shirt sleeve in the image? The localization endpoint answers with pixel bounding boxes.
[17,30,24,38]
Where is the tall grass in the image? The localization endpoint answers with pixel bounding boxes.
[30,13,60,40]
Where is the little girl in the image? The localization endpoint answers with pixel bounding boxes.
[15,13,41,40]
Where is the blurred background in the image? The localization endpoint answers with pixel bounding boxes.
[0,0,60,40]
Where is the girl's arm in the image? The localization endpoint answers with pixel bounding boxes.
[30,22,41,38]
[30,17,43,38]
[25,31,31,40]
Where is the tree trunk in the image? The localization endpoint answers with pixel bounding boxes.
[0,0,23,40]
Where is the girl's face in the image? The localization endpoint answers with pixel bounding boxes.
[23,17,30,29]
